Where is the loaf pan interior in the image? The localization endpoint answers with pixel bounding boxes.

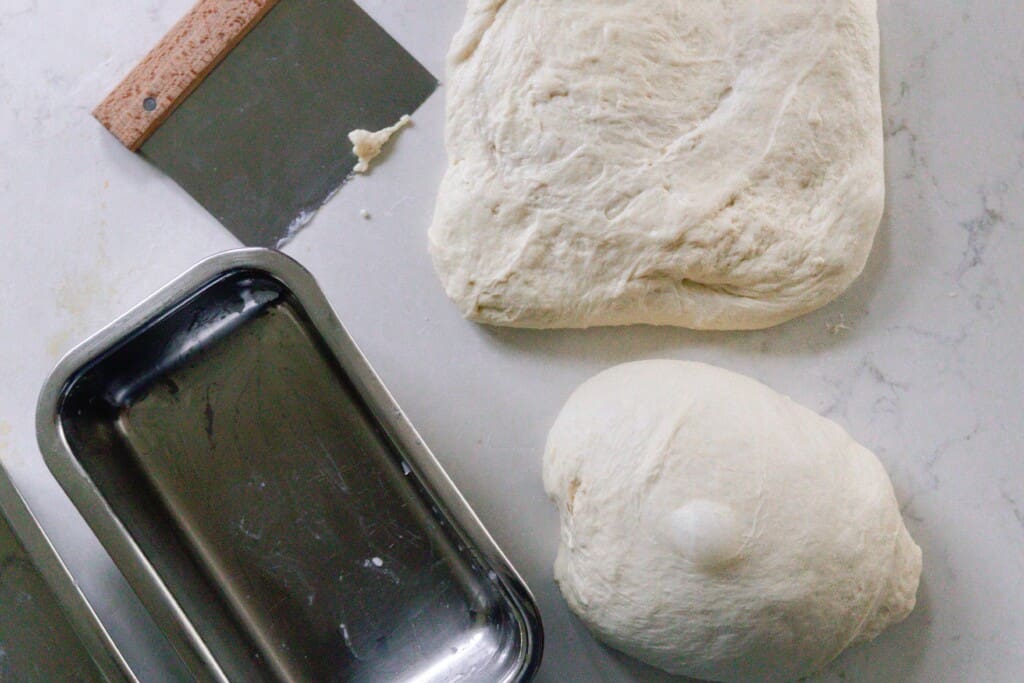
[56,267,536,683]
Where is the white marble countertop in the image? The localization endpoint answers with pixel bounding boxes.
[1,1,1021,681]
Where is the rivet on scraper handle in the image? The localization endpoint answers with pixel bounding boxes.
[94,0,279,151]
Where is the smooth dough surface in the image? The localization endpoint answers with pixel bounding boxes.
[544,361,921,682]
[430,0,884,329]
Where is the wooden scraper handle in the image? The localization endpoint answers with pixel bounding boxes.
[93,0,280,151]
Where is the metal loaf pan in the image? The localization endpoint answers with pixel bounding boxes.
[0,464,137,682]
[37,249,543,683]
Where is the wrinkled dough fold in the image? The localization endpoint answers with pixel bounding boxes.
[430,0,884,329]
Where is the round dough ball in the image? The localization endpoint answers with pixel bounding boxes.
[543,361,921,682]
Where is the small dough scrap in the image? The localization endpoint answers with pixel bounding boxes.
[348,115,411,173]
[430,0,885,329]
[544,361,921,683]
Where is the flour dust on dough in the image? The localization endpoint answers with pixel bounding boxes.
[544,361,921,682]
[430,0,885,329]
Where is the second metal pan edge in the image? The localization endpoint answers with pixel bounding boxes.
[0,463,138,682]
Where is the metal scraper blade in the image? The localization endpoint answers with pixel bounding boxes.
[139,0,437,247]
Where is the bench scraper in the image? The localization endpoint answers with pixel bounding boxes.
[94,0,437,247]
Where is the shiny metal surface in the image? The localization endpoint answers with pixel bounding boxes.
[0,464,137,682]
[37,249,542,683]
[140,0,437,247]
